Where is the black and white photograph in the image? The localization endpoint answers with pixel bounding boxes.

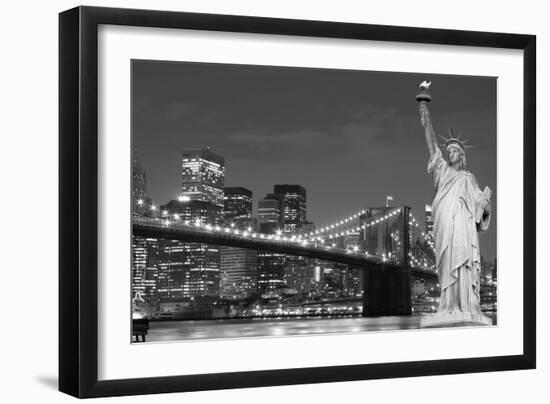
[130,60,497,343]
[1,0,545,401]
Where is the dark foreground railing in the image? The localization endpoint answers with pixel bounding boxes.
[132,318,150,342]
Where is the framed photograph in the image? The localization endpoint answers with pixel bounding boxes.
[59,6,536,398]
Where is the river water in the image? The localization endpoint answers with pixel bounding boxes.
[143,313,496,343]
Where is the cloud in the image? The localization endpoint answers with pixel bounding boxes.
[228,129,331,152]
[230,129,327,144]
[226,103,408,156]
[163,102,195,121]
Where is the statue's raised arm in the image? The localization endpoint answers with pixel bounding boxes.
[419,103,439,158]
[416,81,439,159]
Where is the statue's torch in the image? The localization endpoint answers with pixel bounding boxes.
[416,80,432,126]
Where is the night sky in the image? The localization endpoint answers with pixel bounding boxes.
[132,60,497,262]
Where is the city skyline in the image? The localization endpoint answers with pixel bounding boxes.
[132,147,401,307]
[132,60,497,262]
[132,145,497,333]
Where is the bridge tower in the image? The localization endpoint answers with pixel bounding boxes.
[362,206,412,317]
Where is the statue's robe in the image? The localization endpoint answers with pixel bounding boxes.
[428,148,491,314]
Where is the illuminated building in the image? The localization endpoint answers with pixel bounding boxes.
[220,186,258,300]
[257,252,286,297]
[283,256,316,295]
[158,199,223,298]
[151,148,226,299]
[131,236,158,300]
[256,194,285,295]
[271,185,314,294]
[181,147,225,207]
[220,247,258,300]
[319,262,361,298]
[273,184,306,234]
[480,280,497,313]
[156,239,220,299]
[258,193,282,233]
[425,204,434,237]
[312,261,325,296]
[160,199,223,225]
[156,240,191,299]
[132,150,153,216]
[223,187,252,224]
[281,222,318,296]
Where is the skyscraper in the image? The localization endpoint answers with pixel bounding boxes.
[131,236,158,300]
[271,185,313,296]
[258,193,282,234]
[256,192,285,296]
[149,148,226,300]
[158,198,223,298]
[283,256,314,295]
[220,186,258,300]
[181,148,225,207]
[132,151,153,216]
[220,247,258,300]
[131,153,157,309]
[223,187,253,228]
[160,199,223,226]
[156,240,192,299]
[257,252,286,297]
[273,184,306,234]
[425,204,434,237]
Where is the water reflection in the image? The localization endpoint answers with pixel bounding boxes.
[143,315,464,342]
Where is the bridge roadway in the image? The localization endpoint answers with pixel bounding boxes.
[132,216,437,281]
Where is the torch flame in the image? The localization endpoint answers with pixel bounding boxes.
[419,80,432,90]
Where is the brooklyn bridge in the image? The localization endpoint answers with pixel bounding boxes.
[133,204,438,317]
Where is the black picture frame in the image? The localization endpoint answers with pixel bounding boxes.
[59,5,536,399]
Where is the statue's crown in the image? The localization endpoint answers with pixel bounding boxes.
[439,129,474,152]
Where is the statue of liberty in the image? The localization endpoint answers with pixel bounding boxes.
[418,82,492,323]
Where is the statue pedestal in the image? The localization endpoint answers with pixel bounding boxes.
[420,312,493,328]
